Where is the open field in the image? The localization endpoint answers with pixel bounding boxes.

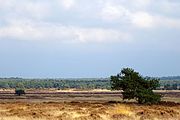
[0,89,180,103]
[0,89,180,120]
[0,101,180,120]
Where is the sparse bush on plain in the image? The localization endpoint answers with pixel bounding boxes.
[15,89,25,96]
[15,82,25,96]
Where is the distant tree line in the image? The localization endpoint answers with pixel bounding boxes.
[0,78,111,90]
[0,78,179,90]
[160,76,180,80]
[159,80,180,90]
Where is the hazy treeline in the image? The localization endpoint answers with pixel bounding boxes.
[158,76,180,90]
[160,76,180,80]
[0,77,179,90]
[160,80,180,90]
[0,78,111,90]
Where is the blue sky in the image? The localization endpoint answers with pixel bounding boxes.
[0,0,180,78]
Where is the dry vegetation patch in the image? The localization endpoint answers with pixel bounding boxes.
[0,102,179,120]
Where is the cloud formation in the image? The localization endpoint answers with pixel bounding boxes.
[99,0,180,28]
[0,0,180,78]
[0,19,130,43]
[60,0,76,10]
[0,0,180,43]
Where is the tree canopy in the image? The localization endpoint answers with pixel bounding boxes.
[111,68,161,104]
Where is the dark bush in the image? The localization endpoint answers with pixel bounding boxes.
[15,89,25,96]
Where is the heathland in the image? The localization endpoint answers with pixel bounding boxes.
[0,89,180,120]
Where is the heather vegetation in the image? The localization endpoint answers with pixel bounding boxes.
[0,69,179,119]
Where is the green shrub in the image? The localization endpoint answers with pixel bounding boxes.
[15,89,25,96]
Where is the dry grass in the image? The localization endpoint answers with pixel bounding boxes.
[0,102,179,120]
[0,89,180,120]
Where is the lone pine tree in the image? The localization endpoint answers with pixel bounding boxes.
[111,68,161,104]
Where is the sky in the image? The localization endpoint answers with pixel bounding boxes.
[0,0,180,78]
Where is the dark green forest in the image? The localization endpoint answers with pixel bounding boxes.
[0,77,179,90]
[0,78,111,90]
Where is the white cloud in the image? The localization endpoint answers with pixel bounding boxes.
[133,0,151,8]
[16,1,50,19]
[155,16,180,28]
[159,1,180,13]
[130,12,180,29]
[100,1,180,29]
[0,0,180,45]
[0,0,14,9]
[0,20,130,43]
[74,28,130,43]
[0,0,51,20]
[100,2,155,28]
[59,0,76,10]
[101,2,130,21]
[130,12,154,28]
